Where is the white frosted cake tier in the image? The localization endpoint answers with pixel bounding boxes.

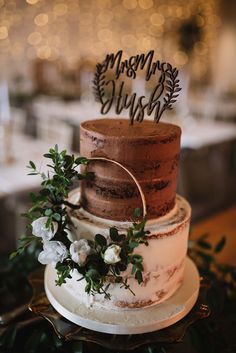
[45,257,199,334]
[64,192,191,310]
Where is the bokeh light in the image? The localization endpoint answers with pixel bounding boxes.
[34,13,49,26]
[0,0,223,83]
[0,26,8,40]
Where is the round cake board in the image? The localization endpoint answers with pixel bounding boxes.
[44,257,200,335]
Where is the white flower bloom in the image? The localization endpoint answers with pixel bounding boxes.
[104,244,121,264]
[70,239,91,266]
[38,241,68,265]
[32,217,58,241]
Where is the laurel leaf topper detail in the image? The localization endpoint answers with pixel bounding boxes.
[93,50,182,125]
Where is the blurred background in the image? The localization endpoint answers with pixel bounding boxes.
[0,0,236,252]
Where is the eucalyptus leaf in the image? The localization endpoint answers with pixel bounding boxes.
[86,268,100,281]
[40,189,50,197]
[231,270,236,281]
[29,160,36,169]
[95,233,107,247]
[9,251,18,260]
[43,153,52,159]
[75,156,88,165]
[52,213,61,222]
[214,236,226,253]
[131,265,137,275]
[0,325,17,350]
[197,252,213,263]
[110,227,120,241]
[23,328,46,353]
[45,208,52,216]
[129,241,139,249]
[132,254,143,262]
[30,192,38,202]
[11,145,149,300]
[197,239,212,250]
[71,341,84,353]
[136,262,144,271]
[135,270,143,284]
[133,207,141,218]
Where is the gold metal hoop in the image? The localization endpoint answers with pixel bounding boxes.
[87,157,147,218]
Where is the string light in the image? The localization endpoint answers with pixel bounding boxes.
[27,32,42,45]
[37,45,51,59]
[150,13,165,26]
[53,3,68,16]
[98,29,113,42]
[0,0,221,80]
[138,0,153,10]
[26,0,39,4]
[26,46,36,59]
[123,0,137,10]
[194,41,208,56]
[97,10,113,25]
[34,13,49,26]
[121,34,137,48]
[173,51,188,66]
[11,42,24,57]
[0,26,8,40]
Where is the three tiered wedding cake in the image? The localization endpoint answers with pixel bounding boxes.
[62,118,191,310]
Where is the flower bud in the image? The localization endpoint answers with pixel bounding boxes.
[32,216,58,241]
[38,241,68,265]
[104,244,121,264]
[70,239,91,266]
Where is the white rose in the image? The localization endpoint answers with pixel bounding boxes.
[38,241,68,265]
[70,239,91,266]
[32,217,58,241]
[104,245,121,264]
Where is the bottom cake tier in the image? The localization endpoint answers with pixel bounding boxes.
[44,257,200,334]
[62,192,191,310]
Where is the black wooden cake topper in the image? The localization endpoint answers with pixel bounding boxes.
[93,50,181,125]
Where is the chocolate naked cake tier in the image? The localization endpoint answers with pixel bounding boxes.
[80,118,181,221]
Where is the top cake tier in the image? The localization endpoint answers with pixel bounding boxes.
[80,118,181,221]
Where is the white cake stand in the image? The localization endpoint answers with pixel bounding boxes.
[44,257,200,335]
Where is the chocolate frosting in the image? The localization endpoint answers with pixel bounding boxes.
[80,118,181,221]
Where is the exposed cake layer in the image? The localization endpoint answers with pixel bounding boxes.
[63,192,191,310]
[80,118,181,221]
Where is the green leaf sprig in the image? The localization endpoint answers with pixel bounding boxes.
[55,209,149,299]
[188,233,236,297]
[10,147,90,259]
[11,146,149,299]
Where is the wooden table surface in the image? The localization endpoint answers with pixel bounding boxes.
[191,204,236,266]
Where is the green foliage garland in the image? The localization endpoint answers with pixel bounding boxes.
[11,146,149,298]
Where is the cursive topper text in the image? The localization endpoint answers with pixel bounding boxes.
[93,50,181,125]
